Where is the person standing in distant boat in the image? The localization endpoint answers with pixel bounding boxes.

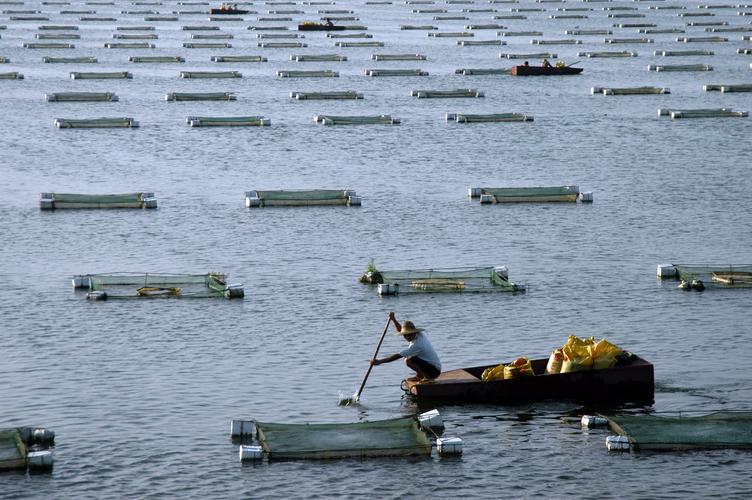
[325,17,334,27]
[371,312,441,382]
[542,58,552,68]
[523,60,530,66]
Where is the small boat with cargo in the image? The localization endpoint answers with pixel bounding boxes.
[210,4,250,14]
[511,65,583,76]
[403,353,654,404]
[298,21,346,31]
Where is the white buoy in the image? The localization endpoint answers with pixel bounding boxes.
[605,435,630,451]
[418,409,445,431]
[347,196,362,206]
[581,415,608,428]
[479,194,494,204]
[436,437,463,456]
[494,266,509,280]
[39,193,55,210]
[468,187,482,198]
[239,445,263,461]
[230,419,254,437]
[86,291,107,300]
[377,283,399,296]
[656,264,677,279]
[225,284,245,299]
[579,191,593,203]
[27,450,54,469]
[72,275,91,289]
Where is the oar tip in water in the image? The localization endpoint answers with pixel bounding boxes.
[337,392,359,406]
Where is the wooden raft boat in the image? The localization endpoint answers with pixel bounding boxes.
[298,23,346,31]
[403,356,654,404]
[511,65,583,76]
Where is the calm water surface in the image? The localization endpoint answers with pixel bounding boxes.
[1,0,752,497]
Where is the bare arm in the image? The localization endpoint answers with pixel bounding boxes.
[389,311,401,333]
[372,353,402,366]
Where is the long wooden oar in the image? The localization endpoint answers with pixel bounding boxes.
[339,316,391,406]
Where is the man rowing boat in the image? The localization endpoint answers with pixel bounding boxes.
[371,312,441,382]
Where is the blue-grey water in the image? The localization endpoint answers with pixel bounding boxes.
[2,0,752,497]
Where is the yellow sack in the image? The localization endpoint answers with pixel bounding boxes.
[589,339,622,370]
[546,349,564,374]
[504,357,534,379]
[564,335,595,351]
[481,364,505,382]
[561,344,593,373]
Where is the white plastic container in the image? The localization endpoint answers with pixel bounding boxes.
[86,291,107,301]
[347,196,362,206]
[230,419,254,437]
[579,191,593,203]
[418,409,445,430]
[72,275,91,289]
[27,450,54,469]
[656,264,677,279]
[436,437,463,456]
[239,445,263,461]
[245,191,261,208]
[494,266,509,280]
[606,435,630,451]
[479,194,494,204]
[581,415,608,428]
[39,193,55,210]
[467,187,482,198]
[378,283,399,296]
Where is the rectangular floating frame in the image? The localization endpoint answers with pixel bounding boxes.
[46,92,119,101]
[40,192,156,209]
[447,113,533,123]
[245,189,361,207]
[70,71,132,79]
[313,114,399,125]
[54,117,139,128]
[468,185,592,203]
[166,92,236,101]
[187,116,271,126]
[411,89,484,98]
[290,91,363,99]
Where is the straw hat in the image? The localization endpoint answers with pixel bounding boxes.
[396,320,422,336]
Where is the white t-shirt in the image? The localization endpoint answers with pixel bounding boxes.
[399,333,441,371]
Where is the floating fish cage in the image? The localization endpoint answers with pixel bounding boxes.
[211,55,267,62]
[411,89,484,98]
[455,68,510,75]
[655,50,713,57]
[592,86,669,95]
[0,72,23,79]
[259,34,305,39]
[39,25,79,30]
[36,33,80,39]
[361,265,524,294]
[54,117,139,128]
[677,36,728,43]
[400,25,438,30]
[469,185,592,203]
[499,52,557,59]
[192,33,234,39]
[604,411,752,451]
[276,69,339,77]
[531,39,582,45]
[104,42,155,49]
[74,272,244,300]
[326,33,372,39]
[180,70,242,79]
[184,42,232,48]
[44,56,97,63]
[166,92,236,101]
[258,42,307,48]
[24,42,74,48]
[129,56,185,63]
[70,71,132,79]
[567,30,612,35]
[641,28,685,34]
[245,189,361,207]
[113,34,158,40]
[183,25,220,30]
[606,38,653,44]
[0,427,54,472]
[657,108,747,119]
[187,116,271,127]
[716,84,752,93]
[290,91,363,100]
[498,31,543,37]
[648,64,713,72]
[335,41,384,47]
[458,40,504,46]
[290,54,347,62]
[40,192,156,209]
[427,32,473,38]
[314,114,399,125]
[578,51,637,58]
[46,92,119,102]
[240,417,433,460]
[446,113,532,123]
[657,263,752,288]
